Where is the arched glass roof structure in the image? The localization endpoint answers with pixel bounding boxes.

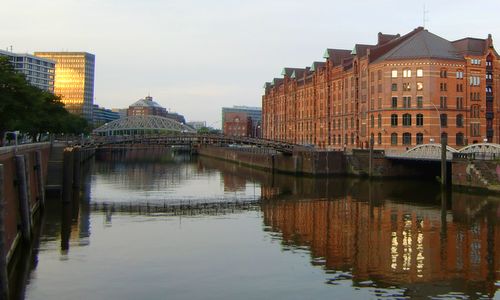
[93,115,196,136]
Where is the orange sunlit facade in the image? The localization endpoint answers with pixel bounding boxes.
[34,52,95,120]
[262,27,500,150]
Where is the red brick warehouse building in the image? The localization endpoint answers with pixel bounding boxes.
[262,27,500,150]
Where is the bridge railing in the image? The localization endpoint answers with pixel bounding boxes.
[453,152,498,161]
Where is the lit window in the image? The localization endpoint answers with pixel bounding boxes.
[417,82,423,91]
[391,69,398,78]
[403,69,412,78]
[416,69,423,77]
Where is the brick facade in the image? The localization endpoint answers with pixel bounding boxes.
[262,27,500,150]
[223,112,253,137]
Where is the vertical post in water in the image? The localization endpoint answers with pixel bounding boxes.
[35,150,45,208]
[73,146,81,190]
[441,136,447,186]
[0,164,9,300]
[62,148,74,203]
[16,155,31,242]
[369,136,374,178]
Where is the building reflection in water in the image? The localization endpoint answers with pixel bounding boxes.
[11,154,498,299]
[259,175,499,298]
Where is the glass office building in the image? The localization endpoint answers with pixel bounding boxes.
[34,52,95,120]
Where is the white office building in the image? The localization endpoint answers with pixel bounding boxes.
[0,49,55,92]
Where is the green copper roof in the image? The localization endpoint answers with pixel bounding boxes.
[323,49,330,59]
[351,46,357,55]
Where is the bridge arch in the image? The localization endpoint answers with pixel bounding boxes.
[93,115,196,136]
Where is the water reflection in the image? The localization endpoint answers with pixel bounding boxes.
[259,177,499,299]
[14,152,500,299]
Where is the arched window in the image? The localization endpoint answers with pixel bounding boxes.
[440,114,448,127]
[456,132,464,146]
[391,133,398,145]
[416,114,424,126]
[370,115,374,128]
[378,114,382,128]
[338,135,341,145]
[403,113,412,126]
[333,135,336,145]
[441,132,448,143]
[377,133,382,145]
[370,133,375,145]
[391,114,398,126]
[403,132,412,145]
[416,133,424,144]
[456,114,464,127]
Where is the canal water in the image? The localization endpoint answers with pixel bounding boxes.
[12,150,500,299]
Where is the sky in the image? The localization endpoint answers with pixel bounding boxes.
[2,0,500,128]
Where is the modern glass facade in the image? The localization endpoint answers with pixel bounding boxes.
[0,49,55,92]
[34,52,95,120]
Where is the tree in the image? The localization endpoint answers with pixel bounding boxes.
[0,56,89,144]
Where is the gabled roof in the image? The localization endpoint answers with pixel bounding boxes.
[373,29,463,63]
[310,61,326,72]
[281,67,304,77]
[323,49,351,66]
[351,44,375,56]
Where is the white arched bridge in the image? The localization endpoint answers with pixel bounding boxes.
[386,143,500,161]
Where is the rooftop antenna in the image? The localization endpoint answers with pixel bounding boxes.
[423,4,429,29]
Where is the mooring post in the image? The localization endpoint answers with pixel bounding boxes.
[62,148,74,203]
[35,150,45,208]
[15,155,31,242]
[0,164,10,300]
[441,136,447,186]
[73,146,81,189]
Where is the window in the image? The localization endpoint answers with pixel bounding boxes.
[456,114,464,127]
[416,133,424,145]
[416,68,423,77]
[456,70,464,79]
[392,97,398,108]
[403,96,411,108]
[403,113,411,126]
[471,123,480,136]
[414,114,423,127]
[378,97,382,109]
[440,96,447,109]
[403,133,411,145]
[440,113,448,127]
[456,83,463,92]
[370,115,374,128]
[391,133,398,145]
[391,114,398,126]
[471,105,480,118]
[440,69,448,78]
[456,97,463,109]
[377,70,382,80]
[391,83,397,91]
[456,133,464,146]
[378,114,382,128]
[417,82,423,91]
[471,59,481,65]
[377,133,382,145]
[391,69,398,78]
[441,132,448,143]
[417,96,423,108]
[440,83,447,91]
[351,133,354,145]
[470,76,481,86]
[403,69,412,77]
[403,83,411,91]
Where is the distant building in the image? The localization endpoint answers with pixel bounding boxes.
[223,112,253,137]
[0,49,55,92]
[222,106,262,137]
[127,95,167,117]
[92,104,120,127]
[166,112,186,124]
[111,108,128,119]
[34,52,95,120]
[186,121,207,130]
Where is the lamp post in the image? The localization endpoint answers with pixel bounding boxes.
[428,100,447,186]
